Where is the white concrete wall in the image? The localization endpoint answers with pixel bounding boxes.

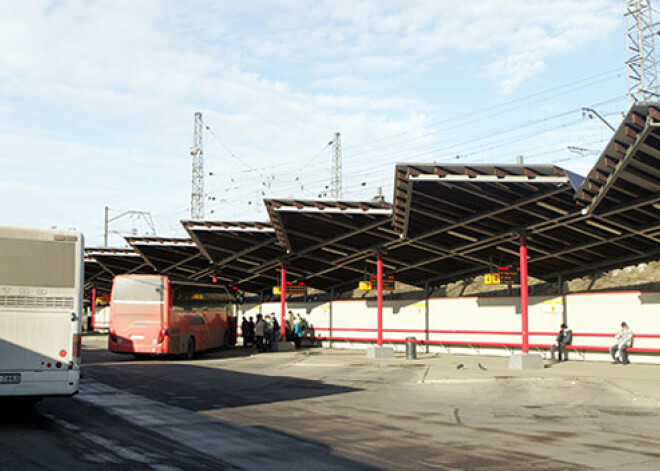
[236,290,660,364]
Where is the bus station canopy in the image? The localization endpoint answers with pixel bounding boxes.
[85,248,154,277]
[263,198,397,290]
[84,103,660,296]
[84,247,155,294]
[83,257,114,293]
[182,221,285,293]
[124,236,217,288]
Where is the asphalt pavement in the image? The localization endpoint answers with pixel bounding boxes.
[2,335,660,470]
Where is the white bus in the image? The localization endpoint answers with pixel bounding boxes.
[0,225,83,403]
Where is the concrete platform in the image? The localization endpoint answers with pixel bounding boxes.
[274,341,296,352]
[365,346,394,359]
[508,353,544,370]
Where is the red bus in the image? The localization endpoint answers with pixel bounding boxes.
[108,274,233,359]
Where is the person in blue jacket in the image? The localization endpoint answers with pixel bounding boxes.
[293,314,303,348]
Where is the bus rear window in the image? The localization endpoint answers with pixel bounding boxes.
[0,238,76,288]
[113,277,165,303]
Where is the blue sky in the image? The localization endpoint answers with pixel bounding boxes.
[0,0,633,246]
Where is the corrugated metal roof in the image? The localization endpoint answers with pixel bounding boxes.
[84,104,660,295]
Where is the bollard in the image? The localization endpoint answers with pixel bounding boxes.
[405,336,417,360]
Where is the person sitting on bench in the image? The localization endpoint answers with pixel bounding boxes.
[610,322,634,365]
[550,323,572,361]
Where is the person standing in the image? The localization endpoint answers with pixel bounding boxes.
[271,316,280,351]
[241,317,250,348]
[286,311,295,340]
[264,315,273,351]
[247,317,255,347]
[254,314,265,352]
[293,314,303,349]
[549,323,572,361]
[610,322,634,365]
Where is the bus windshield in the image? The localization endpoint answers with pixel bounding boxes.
[112,276,166,303]
[0,237,76,288]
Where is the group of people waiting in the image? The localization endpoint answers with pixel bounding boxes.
[240,310,311,351]
[285,310,311,348]
[241,314,280,352]
[549,321,634,364]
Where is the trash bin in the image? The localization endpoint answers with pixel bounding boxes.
[405,336,417,360]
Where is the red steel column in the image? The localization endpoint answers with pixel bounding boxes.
[91,285,97,317]
[519,234,529,353]
[91,285,97,331]
[377,251,383,347]
[280,262,287,340]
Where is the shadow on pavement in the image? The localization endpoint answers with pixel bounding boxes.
[82,341,261,363]
[82,360,360,412]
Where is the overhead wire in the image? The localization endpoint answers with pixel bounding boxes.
[202,67,624,182]
[198,68,628,221]
[342,68,623,154]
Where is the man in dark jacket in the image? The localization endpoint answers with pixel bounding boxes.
[550,323,572,361]
[241,318,250,347]
[246,317,255,347]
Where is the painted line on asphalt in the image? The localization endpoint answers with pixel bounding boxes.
[43,412,174,468]
[75,378,372,470]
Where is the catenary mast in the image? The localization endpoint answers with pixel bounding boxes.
[331,132,342,199]
[191,111,204,219]
[626,0,660,105]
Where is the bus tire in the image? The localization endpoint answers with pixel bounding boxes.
[186,337,195,360]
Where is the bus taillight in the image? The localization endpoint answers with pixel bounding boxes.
[157,329,169,344]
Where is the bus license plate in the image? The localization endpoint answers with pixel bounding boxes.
[0,373,21,385]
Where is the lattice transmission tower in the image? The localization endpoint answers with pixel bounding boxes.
[331,132,342,199]
[190,111,204,219]
[626,0,660,105]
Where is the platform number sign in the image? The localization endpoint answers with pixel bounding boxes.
[484,273,501,285]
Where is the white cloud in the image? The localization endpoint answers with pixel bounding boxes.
[0,0,625,244]
[202,0,620,92]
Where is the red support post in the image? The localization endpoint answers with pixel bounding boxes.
[91,285,97,331]
[92,285,97,317]
[280,262,287,340]
[377,251,383,347]
[519,234,529,353]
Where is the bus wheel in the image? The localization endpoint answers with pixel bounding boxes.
[186,338,195,360]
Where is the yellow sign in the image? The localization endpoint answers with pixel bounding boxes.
[484,273,501,285]
[272,286,281,295]
[542,299,564,313]
[358,281,373,290]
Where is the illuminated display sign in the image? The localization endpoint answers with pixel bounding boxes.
[273,282,305,295]
[485,266,520,285]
